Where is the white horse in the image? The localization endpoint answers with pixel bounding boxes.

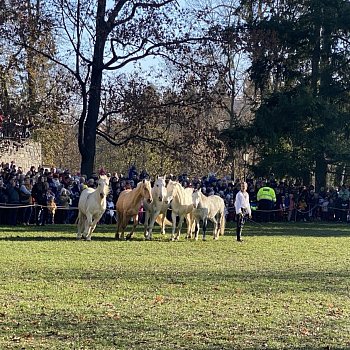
[116,179,153,240]
[143,176,172,240]
[166,180,195,241]
[191,188,226,240]
[77,175,110,240]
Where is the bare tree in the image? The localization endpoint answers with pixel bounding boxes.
[15,0,202,177]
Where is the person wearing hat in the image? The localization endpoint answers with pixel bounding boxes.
[234,181,252,242]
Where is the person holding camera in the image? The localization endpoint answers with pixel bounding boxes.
[234,181,252,242]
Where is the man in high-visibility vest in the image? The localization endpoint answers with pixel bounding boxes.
[257,182,276,222]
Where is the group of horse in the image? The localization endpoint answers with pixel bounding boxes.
[76,175,226,241]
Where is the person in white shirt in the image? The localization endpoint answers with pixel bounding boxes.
[234,181,252,242]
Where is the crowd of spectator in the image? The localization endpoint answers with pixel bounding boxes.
[0,161,349,226]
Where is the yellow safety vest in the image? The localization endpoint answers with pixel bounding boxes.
[257,187,276,202]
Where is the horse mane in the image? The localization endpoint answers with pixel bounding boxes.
[128,180,150,207]
[171,182,186,202]
[198,190,209,206]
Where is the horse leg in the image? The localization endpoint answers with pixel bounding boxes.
[194,218,200,241]
[171,212,177,241]
[126,214,138,240]
[86,216,99,240]
[202,218,208,241]
[84,213,93,240]
[219,210,225,236]
[77,212,87,240]
[83,213,92,239]
[77,212,83,239]
[147,209,161,240]
[185,213,193,239]
[211,217,218,240]
[160,213,166,235]
[144,209,150,239]
[120,217,127,240]
[175,215,185,240]
[115,211,123,240]
[115,220,121,240]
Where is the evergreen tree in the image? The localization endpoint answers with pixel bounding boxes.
[240,0,350,188]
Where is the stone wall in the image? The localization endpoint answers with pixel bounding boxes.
[0,140,42,172]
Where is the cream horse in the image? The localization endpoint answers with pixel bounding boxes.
[116,179,153,240]
[77,175,110,240]
[191,188,226,240]
[166,180,195,241]
[143,176,172,240]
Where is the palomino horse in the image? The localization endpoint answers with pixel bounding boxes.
[192,188,226,240]
[77,175,110,240]
[116,179,153,240]
[143,176,172,240]
[166,180,195,241]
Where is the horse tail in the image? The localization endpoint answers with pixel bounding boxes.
[155,213,172,226]
[219,206,226,236]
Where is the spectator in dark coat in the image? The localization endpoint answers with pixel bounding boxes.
[31,176,49,225]
[6,177,20,225]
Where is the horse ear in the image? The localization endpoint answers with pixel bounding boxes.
[143,179,146,183]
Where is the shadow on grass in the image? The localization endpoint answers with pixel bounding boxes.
[2,307,348,350]
[0,236,121,242]
[0,222,350,241]
[0,235,189,242]
[245,221,350,237]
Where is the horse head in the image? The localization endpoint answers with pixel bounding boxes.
[142,179,153,203]
[192,188,201,208]
[97,175,110,199]
[166,179,177,197]
[154,176,167,202]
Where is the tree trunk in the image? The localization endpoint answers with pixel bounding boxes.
[80,68,103,178]
[311,13,321,95]
[315,157,327,191]
[79,0,108,178]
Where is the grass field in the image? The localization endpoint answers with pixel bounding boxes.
[0,222,349,350]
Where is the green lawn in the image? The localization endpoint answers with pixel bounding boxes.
[0,222,349,349]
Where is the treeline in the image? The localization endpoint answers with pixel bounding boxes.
[0,1,349,188]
